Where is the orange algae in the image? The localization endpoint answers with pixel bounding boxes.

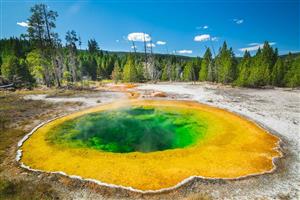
[20,100,281,191]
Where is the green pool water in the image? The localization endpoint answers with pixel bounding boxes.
[47,107,207,153]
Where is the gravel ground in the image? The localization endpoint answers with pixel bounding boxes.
[24,91,127,107]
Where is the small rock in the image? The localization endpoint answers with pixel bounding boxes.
[21,172,28,176]
[151,92,167,97]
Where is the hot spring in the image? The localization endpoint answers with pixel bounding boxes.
[20,100,281,191]
[47,107,207,153]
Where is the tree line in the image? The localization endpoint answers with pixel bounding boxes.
[0,3,299,88]
[197,42,300,87]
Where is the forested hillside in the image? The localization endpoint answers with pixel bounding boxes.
[0,3,299,88]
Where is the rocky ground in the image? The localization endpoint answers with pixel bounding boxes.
[1,82,299,199]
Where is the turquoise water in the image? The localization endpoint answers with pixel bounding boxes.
[47,107,207,153]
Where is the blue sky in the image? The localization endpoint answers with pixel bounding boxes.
[1,0,299,57]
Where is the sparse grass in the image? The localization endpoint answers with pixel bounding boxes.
[0,92,53,130]
[0,91,61,199]
[45,88,96,98]
[0,178,59,200]
[0,129,24,164]
[14,89,53,95]
[0,88,95,199]
[46,89,81,98]
[0,91,53,163]
[183,193,212,200]
[100,79,113,84]
[184,194,213,200]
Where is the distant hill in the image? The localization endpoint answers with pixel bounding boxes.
[101,50,299,60]
[279,52,300,59]
[99,50,196,60]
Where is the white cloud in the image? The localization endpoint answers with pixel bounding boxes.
[176,50,193,54]
[131,45,137,49]
[116,40,120,43]
[211,37,218,41]
[248,42,260,46]
[233,19,244,24]
[156,41,166,45]
[196,25,209,30]
[239,42,276,52]
[17,21,29,27]
[239,45,261,52]
[194,34,210,42]
[128,32,151,42]
[147,43,156,48]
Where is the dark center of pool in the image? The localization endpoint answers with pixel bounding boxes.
[48,107,207,153]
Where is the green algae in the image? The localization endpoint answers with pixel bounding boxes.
[47,107,207,153]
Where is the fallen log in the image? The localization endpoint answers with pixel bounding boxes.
[0,83,14,88]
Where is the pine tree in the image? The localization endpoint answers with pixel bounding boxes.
[182,61,196,81]
[284,52,294,71]
[1,55,19,81]
[88,56,97,80]
[161,63,168,81]
[1,55,33,84]
[18,59,34,85]
[88,39,100,54]
[161,60,172,81]
[235,51,251,86]
[27,3,59,86]
[284,56,300,88]
[136,62,145,82]
[247,48,270,87]
[111,61,122,83]
[193,57,201,80]
[65,30,79,82]
[247,41,277,87]
[170,64,177,81]
[207,60,216,82]
[123,55,138,82]
[215,42,237,84]
[26,49,48,84]
[261,42,277,73]
[199,48,212,81]
[271,58,286,86]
